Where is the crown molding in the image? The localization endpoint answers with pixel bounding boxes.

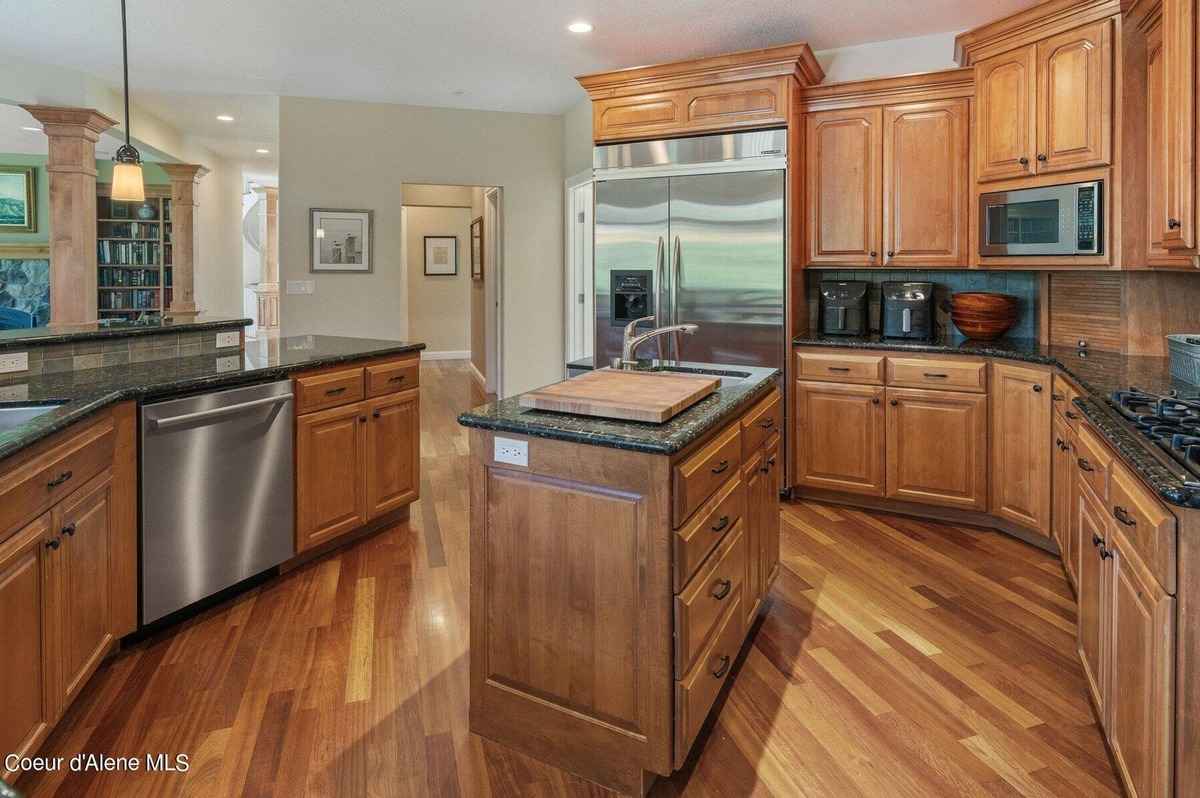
[954,0,1128,66]
[801,68,975,112]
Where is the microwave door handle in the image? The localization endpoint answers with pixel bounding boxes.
[902,307,912,333]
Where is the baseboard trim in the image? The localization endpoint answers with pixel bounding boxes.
[468,361,486,388]
[422,350,470,361]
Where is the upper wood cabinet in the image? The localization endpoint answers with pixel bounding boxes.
[806,108,882,266]
[990,362,1052,536]
[973,20,1113,183]
[1162,0,1197,252]
[882,99,970,266]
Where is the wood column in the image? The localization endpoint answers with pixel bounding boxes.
[21,105,118,326]
[253,186,280,330]
[160,163,209,317]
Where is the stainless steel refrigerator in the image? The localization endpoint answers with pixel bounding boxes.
[593,129,787,371]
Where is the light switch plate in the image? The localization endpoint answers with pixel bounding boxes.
[215,331,240,349]
[286,280,315,295]
[494,437,529,467]
[0,352,29,374]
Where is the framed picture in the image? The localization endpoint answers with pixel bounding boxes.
[0,166,36,232]
[310,208,373,273]
[424,236,458,276]
[470,216,484,281]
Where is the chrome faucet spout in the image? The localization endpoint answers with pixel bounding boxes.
[620,317,699,366]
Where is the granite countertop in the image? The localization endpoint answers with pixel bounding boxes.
[458,362,779,455]
[0,314,252,351]
[0,334,425,461]
[795,332,1200,508]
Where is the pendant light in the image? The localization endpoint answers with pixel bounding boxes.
[111,0,145,202]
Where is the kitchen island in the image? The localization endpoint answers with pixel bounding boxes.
[458,363,781,795]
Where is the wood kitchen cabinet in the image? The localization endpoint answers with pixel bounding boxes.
[794,380,886,495]
[1052,416,1077,589]
[974,20,1112,182]
[885,387,987,510]
[991,362,1053,537]
[296,402,368,551]
[805,108,882,266]
[1161,0,1197,253]
[365,389,420,518]
[743,432,781,625]
[1076,478,1109,718]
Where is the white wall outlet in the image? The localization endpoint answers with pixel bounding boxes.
[215,331,240,349]
[215,354,241,373]
[0,383,29,401]
[286,280,315,295]
[0,352,29,374]
[494,437,529,467]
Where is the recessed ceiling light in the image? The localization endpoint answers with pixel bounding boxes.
[256,148,270,154]
[216,114,235,122]
[567,21,593,33]
[451,90,466,97]
[20,126,41,133]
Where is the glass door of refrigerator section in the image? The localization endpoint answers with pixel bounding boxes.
[667,170,786,368]
[594,177,670,367]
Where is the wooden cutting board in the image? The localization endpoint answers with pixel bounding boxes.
[519,369,721,423]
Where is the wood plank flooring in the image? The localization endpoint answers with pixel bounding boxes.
[16,360,1121,797]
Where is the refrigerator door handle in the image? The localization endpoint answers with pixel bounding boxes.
[671,235,682,361]
[655,236,666,331]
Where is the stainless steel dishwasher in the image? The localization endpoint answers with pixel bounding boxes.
[140,379,295,625]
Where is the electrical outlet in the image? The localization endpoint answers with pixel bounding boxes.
[494,437,529,467]
[0,352,29,374]
[215,331,240,349]
[0,383,29,401]
[216,355,241,373]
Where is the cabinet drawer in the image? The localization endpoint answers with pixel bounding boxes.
[673,423,742,527]
[295,367,365,414]
[1074,423,1112,501]
[0,416,114,541]
[675,593,744,768]
[741,388,781,456]
[796,350,884,384]
[1052,374,1083,427]
[1110,461,1177,594]
[673,475,745,591]
[684,77,787,131]
[675,520,746,678]
[886,357,986,393]
[366,358,419,397]
[593,90,686,142]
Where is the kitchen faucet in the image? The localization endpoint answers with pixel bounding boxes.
[619,315,699,367]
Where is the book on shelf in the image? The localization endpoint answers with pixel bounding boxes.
[97,240,160,266]
[98,221,160,239]
[98,288,160,311]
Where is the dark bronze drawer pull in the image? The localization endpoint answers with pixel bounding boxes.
[46,470,73,489]
[1100,545,1113,560]
[61,522,76,537]
[1077,458,1094,473]
[1065,410,1080,420]
[1113,506,1137,527]
[762,455,777,474]
[923,372,948,379]
[1052,393,1065,401]
[827,366,850,372]
[711,459,729,475]
[758,417,775,429]
[711,654,731,679]
[388,375,406,383]
[372,409,382,419]
[1092,534,1103,548]
[711,515,730,533]
[711,578,732,600]
[325,386,347,396]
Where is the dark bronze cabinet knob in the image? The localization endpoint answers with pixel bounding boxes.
[61,522,76,537]
[1037,153,1047,162]
[1019,156,1029,166]
[1100,546,1113,560]
[889,399,899,406]
[869,251,878,258]
[1032,384,1043,393]
[45,538,60,551]
[886,250,895,257]
[871,397,880,405]
[1169,218,1182,229]
[1092,534,1103,547]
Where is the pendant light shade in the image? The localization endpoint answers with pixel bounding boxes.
[112,0,145,202]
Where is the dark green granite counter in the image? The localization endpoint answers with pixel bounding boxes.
[0,335,424,462]
[458,363,779,455]
[0,314,251,352]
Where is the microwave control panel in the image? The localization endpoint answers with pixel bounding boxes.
[1077,184,1099,254]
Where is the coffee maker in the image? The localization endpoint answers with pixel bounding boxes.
[881,281,934,340]
[818,281,868,336]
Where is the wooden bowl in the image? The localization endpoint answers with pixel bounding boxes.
[950,292,1019,340]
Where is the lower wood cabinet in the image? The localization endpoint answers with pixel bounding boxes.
[1076,479,1109,717]
[991,362,1053,536]
[1053,416,1078,589]
[365,390,420,518]
[742,432,781,626]
[885,388,987,510]
[794,380,886,495]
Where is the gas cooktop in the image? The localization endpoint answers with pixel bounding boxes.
[1110,388,1200,486]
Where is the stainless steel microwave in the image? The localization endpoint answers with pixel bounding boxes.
[979,180,1102,257]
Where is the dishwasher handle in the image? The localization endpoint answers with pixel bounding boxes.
[149,393,293,431]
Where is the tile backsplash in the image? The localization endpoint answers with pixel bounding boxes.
[806,269,1040,340]
[11,330,241,375]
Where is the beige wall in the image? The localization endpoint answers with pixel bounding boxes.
[405,204,472,353]
[404,183,476,207]
[279,96,563,397]
[562,98,593,178]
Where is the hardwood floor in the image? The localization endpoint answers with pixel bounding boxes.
[16,360,1120,797]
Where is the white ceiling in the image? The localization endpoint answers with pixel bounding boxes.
[134,91,278,165]
[3,0,1039,115]
[0,103,130,160]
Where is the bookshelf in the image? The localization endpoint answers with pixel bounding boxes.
[96,184,174,319]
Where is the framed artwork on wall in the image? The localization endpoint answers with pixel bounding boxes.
[0,166,36,232]
[310,208,373,273]
[470,216,484,281]
[424,235,458,276]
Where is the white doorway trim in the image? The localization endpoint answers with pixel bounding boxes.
[485,187,504,397]
[564,169,594,370]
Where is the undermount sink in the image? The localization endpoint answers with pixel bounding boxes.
[0,401,68,433]
[650,365,752,389]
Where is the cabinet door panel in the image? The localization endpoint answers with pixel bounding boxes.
[297,402,367,551]
[1145,20,1195,266]
[806,108,882,265]
[1108,535,1174,798]
[1035,20,1113,173]
[57,473,114,708]
[882,99,969,266]
[991,363,1052,536]
[885,388,987,510]
[592,91,685,143]
[1052,416,1077,589]
[976,45,1037,182]
[761,434,781,591]
[0,515,54,783]
[795,380,885,495]
[366,388,420,519]
[743,451,764,627]
[1077,481,1108,719]
[1163,0,1197,251]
